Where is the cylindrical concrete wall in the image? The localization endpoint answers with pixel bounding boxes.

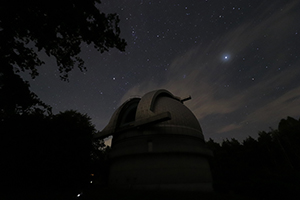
[109,130,213,191]
[109,153,212,191]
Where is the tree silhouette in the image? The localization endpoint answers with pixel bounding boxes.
[0,71,51,118]
[0,0,126,80]
[1,2,123,196]
[44,110,96,188]
[206,116,300,199]
[2,110,104,191]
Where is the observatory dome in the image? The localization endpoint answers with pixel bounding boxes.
[95,89,204,140]
[94,89,213,191]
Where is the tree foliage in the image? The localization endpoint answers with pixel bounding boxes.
[1,2,121,196]
[2,110,107,190]
[0,0,126,80]
[0,71,51,118]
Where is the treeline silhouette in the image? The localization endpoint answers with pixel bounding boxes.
[2,110,300,199]
[207,116,300,199]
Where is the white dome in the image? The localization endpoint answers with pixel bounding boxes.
[94,89,204,140]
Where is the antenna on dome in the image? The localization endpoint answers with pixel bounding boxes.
[180,95,191,103]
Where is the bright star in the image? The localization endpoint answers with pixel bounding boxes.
[222,54,230,61]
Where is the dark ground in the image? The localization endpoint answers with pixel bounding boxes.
[2,186,255,200]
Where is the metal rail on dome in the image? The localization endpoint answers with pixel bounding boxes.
[180,95,191,103]
[116,111,171,133]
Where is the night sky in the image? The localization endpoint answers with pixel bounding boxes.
[22,0,300,144]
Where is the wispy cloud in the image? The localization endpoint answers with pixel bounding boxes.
[217,123,243,134]
[242,84,300,124]
[215,66,300,134]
